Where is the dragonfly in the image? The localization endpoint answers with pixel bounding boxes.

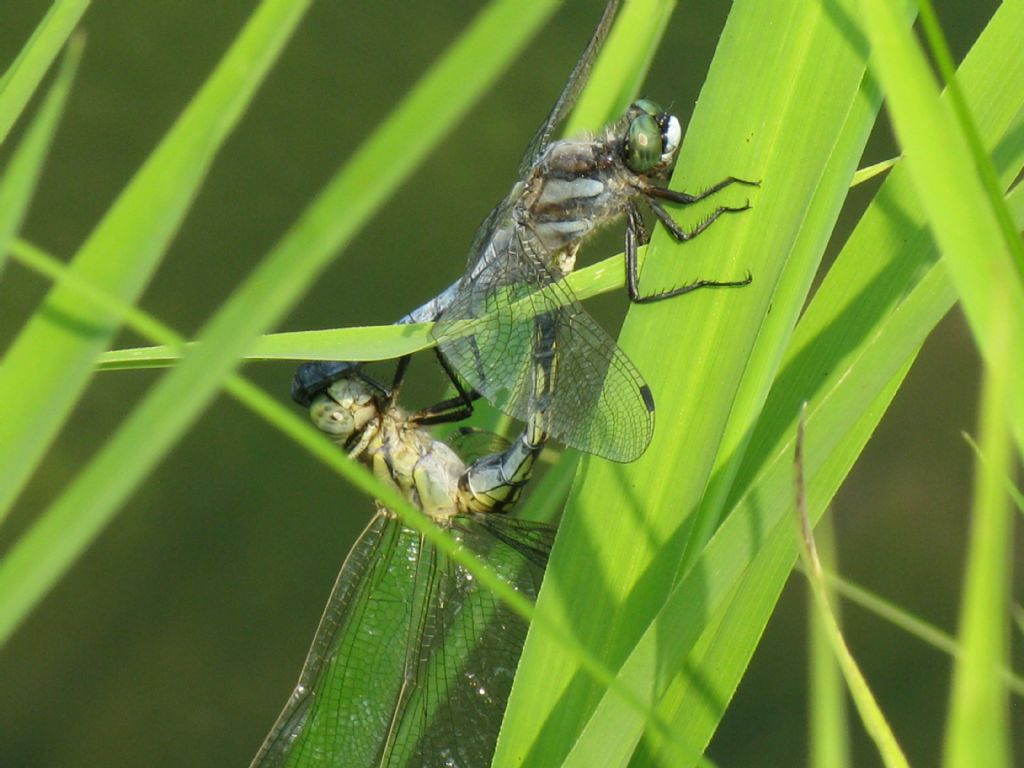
[251,355,556,768]
[293,0,754,463]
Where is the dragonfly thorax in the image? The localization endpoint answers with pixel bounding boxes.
[310,377,471,520]
[521,100,681,261]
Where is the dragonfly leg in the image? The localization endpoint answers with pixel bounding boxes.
[387,354,413,404]
[629,199,752,304]
[410,349,482,426]
[648,196,750,242]
[648,175,759,205]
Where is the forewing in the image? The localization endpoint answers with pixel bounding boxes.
[432,229,654,463]
[517,0,623,177]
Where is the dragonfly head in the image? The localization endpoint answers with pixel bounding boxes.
[622,99,681,176]
[310,377,382,452]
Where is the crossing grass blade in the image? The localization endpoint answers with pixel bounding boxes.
[795,414,909,768]
[94,324,436,370]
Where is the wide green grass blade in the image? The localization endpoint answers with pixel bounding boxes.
[0,39,80,276]
[647,8,1024,760]
[498,0,890,762]
[0,0,89,146]
[860,0,1024,457]
[500,0,1024,763]
[942,292,1016,766]
[0,0,312,521]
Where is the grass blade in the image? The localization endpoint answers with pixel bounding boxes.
[502,0,1024,761]
[942,296,1017,766]
[795,414,910,768]
[807,515,852,768]
[499,0,891,761]
[0,0,313,520]
[0,38,81,276]
[0,0,89,146]
[860,0,1024,457]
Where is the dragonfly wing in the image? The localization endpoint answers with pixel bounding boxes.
[382,515,553,767]
[517,0,624,177]
[250,512,426,767]
[250,512,554,768]
[433,230,654,463]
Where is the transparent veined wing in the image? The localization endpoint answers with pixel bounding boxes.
[516,0,623,177]
[251,511,554,768]
[431,225,654,463]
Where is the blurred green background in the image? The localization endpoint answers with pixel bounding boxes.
[0,1,1014,766]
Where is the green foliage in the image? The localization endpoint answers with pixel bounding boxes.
[1,0,1022,765]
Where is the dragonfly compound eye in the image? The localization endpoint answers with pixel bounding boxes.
[625,112,663,173]
[309,395,356,439]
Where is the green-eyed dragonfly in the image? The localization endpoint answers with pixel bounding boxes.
[252,357,555,767]
[293,0,754,463]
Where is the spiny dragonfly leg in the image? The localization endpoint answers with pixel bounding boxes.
[647,195,750,242]
[628,180,757,304]
[650,175,759,205]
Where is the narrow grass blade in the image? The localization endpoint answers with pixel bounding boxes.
[0,0,89,146]
[943,295,1017,766]
[95,323,435,370]
[850,156,898,187]
[823,566,1024,698]
[93,238,655,371]
[795,414,909,768]
[0,39,81,276]
[0,0,313,521]
[807,514,851,768]
[818,567,1024,698]
[860,0,1024,457]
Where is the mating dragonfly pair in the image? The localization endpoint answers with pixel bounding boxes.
[252,0,754,764]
